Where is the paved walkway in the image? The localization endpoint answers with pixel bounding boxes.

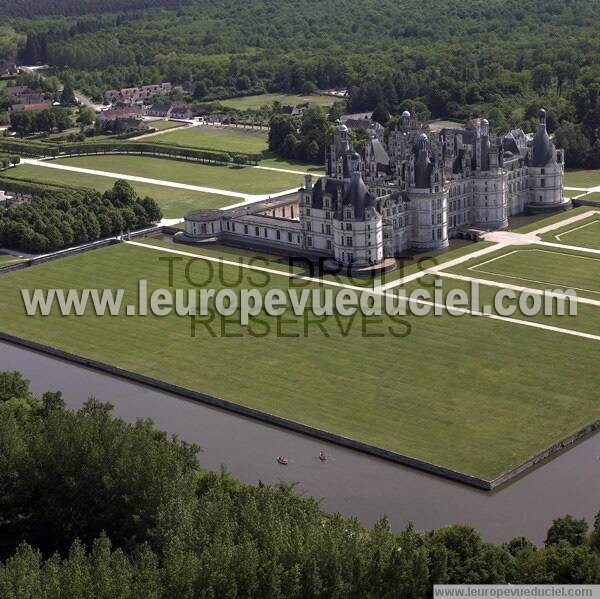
[435,271,600,308]
[124,239,600,343]
[20,158,300,205]
[380,209,600,291]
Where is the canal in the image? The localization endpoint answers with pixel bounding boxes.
[1,339,598,545]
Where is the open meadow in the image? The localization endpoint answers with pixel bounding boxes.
[219,93,336,111]
[152,126,268,154]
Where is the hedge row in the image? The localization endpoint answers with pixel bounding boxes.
[0,175,85,198]
[0,138,60,156]
[57,141,262,165]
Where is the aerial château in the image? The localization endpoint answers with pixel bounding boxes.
[180,109,569,269]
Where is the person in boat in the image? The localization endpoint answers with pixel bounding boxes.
[319,451,327,461]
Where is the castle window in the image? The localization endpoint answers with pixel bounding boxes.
[232,223,236,232]
[326,211,331,219]
[541,168,545,175]
[326,224,331,235]
[307,222,312,232]
[264,228,268,238]
[201,223,207,234]
[324,199,330,209]
[321,223,325,233]
[432,230,435,241]
[255,227,260,236]
[326,239,332,250]
[346,223,352,231]
[346,236,353,247]
[288,232,292,242]
[306,208,311,216]
[244,225,249,234]
[307,236,312,247]
[541,179,545,187]
[346,211,352,219]
[276,230,281,240]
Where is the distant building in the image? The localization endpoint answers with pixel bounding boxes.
[145,103,172,118]
[5,85,30,97]
[177,108,569,270]
[10,101,53,112]
[103,83,172,105]
[341,117,385,142]
[118,118,149,132]
[146,101,194,120]
[282,105,305,117]
[170,102,194,120]
[0,190,14,204]
[97,104,143,122]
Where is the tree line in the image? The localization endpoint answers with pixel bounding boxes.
[0,180,162,253]
[0,370,599,598]
[8,107,73,137]
[3,0,599,167]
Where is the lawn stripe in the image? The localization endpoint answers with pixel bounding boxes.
[125,240,600,342]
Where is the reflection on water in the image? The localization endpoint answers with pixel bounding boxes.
[1,340,598,545]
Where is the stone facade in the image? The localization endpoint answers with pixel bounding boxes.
[179,109,570,268]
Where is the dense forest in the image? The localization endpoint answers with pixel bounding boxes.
[1,370,600,597]
[0,180,162,253]
[0,1,599,166]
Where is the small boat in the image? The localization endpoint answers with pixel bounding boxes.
[277,456,288,465]
[319,451,328,462]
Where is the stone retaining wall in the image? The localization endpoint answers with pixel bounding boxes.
[0,331,494,490]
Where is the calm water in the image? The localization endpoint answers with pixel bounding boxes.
[1,339,598,545]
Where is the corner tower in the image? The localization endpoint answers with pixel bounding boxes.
[527,109,570,213]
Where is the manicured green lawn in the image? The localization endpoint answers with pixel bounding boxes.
[513,206,590,233]
[153,126,268,154]
[259,155,325,174]
[541,216,600,250]
[448,245,600,299]
[48,155,304,194]
[219,93,335,111]
[149,120,187,131]
[1,242,599,480]
[2,165,232,218]
[563,189,585,198]
[0,252,21,265]
[564,170,600,189]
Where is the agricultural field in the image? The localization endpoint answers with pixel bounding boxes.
[152,126,268,154]
[219,93,336,111]
[0,223,599,481]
